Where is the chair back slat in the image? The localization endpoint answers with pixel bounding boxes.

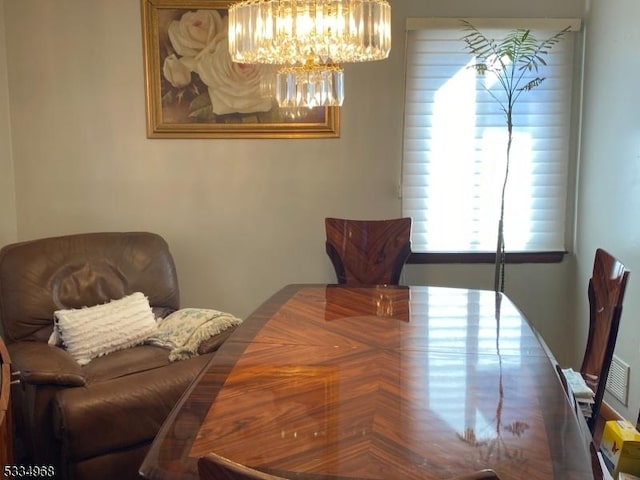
[447,469,501,480]
[325,217,412,285]
[198,453,288,480]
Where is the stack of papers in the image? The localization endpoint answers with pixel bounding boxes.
[562,368,595,418]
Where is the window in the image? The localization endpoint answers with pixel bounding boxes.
[402,18,581,257]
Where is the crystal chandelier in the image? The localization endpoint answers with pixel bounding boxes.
[228,0,392,107]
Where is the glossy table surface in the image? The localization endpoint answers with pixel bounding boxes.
[140,284,595,480]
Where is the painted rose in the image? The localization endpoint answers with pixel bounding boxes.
[167,9,226,58]
[163,54,192,88]
[196,39,273,115]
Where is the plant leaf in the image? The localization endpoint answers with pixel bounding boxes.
[519,77,545,91]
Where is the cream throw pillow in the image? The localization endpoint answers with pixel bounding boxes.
[146,308,242,361]
[48,292,157,366]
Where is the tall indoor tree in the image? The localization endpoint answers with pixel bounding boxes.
[460,21,569,293]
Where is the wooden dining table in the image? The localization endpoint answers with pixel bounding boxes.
[139,284,598,480]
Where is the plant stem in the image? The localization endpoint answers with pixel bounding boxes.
[494,109,512,293]
[494,221,503,292]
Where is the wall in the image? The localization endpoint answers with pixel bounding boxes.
[1,0,585,365]
[0,2,15,337]
[0,2,16,248]
[577,0,640,421]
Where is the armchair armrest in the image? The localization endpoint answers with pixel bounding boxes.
[8,342,86,387]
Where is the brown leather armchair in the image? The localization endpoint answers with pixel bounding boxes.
[0,232,233,480]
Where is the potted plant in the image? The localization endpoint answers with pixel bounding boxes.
[460,21,569,293]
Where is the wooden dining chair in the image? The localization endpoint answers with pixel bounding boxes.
[446,469,501,480]
[197,452,289,480]
[198,452,499,480]
[580,248,630,433]
[325,217,412,285]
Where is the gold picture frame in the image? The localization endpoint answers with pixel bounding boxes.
[140,0,340,139]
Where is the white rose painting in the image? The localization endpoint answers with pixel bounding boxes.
[141,1,339,138]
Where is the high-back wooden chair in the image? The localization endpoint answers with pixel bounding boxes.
[580,248,630,433]
[447,469,501,480]
[198,453,288,480]
[325,217,412,285]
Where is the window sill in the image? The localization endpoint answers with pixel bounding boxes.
[407,251,567,264]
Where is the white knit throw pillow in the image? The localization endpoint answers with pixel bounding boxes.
[48,292,157,366]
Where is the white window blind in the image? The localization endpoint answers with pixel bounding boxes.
[402,18,580,253]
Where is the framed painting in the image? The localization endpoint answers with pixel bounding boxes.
[140,0,340,139]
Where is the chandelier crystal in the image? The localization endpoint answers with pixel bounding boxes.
[228,0,391,107]
[276,63,344,107]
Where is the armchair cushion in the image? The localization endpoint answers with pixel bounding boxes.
[52,348,212,461]
[48,292,157,366]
